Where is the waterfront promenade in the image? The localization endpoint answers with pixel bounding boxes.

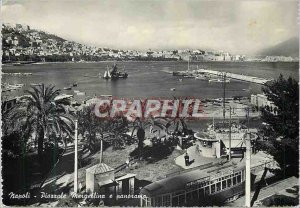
[199,69,273,85]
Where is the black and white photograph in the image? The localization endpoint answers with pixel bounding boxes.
[1,0,299,207]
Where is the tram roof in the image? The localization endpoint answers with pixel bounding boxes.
[141,169,209,197]
[141,163,246,197]
[141,151,275,198]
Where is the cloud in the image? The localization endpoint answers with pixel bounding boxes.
[1,0,298,55]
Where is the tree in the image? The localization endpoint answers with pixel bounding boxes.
[260,74,299,176]
[78,106,130,161]
[130,117,166,159]
[166,117,193,136]
[10,84,74,161]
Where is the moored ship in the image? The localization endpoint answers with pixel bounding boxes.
[103,63,128,79]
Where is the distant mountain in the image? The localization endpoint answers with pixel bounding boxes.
[258,37,299,57]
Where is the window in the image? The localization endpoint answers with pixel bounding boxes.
[237,175,241,183]
[163,195,171,206]
[211,184,215,193]
[216,182,221,192]
[222,180,227,189]
[155,196,162,206]
[186,192,192,202]
[147,198,152,207]
[172,196,179,206]
[204,186,209,195]
[207,142,212,148]
[233,177,237,185]
[192,190,198,200]
[199,188,204,197]
[178,194,185,206]
[227,179,232,187]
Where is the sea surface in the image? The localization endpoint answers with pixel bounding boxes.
[2,61,299,101]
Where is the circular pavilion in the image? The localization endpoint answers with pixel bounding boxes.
[194,132,220,158]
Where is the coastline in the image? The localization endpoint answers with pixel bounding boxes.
[2,60,299,66]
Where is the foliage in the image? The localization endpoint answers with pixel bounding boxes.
[260,74,299,176]
[130,117,167,159]
[2,131,25,158]
[9,84,74,159]
[165,117,193,135]
[77,106,130,153]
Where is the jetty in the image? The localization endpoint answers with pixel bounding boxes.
[198,69,273,85]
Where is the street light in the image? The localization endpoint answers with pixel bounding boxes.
[74,119,78,194]
[245,131,251,207]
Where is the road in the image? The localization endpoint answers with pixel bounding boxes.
[29,144,83,206]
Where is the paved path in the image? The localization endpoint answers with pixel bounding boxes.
[29,144,84,206]
[226,176,298,207]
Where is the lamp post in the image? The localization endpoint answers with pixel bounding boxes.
[245,107,251,207]
[245,131,251,207]
[228,106,232,161]
[222,72,226,122]
[74,119,78,194]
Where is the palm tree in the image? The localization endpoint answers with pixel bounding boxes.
[11,84,74,160]
[78,106,129,162]
[130,117,166,159]
[165,117,193,135]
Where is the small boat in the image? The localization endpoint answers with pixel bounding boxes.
[183,75,195,78]
[74,90,80,93]
[73,82,78,87]
[76,92,85,96]
[209,78,230,83]
[195,75,207,80]
[170,88,176,91]
[64,86,72,90]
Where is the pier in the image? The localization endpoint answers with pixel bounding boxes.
[199,69,273,85]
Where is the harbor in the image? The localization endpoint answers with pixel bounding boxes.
[1,0,299,207]
[171,68,273,85]
[2,61,297,102]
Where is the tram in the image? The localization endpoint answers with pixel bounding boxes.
[140,166,246,207]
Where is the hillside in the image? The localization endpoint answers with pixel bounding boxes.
[2,26,65,48]
[259,37,299,58]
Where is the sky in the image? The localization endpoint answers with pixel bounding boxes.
[1,0,299,54]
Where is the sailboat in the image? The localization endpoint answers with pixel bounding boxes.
[103,66,111,79]
[173,55,193,77]
[103,64,128,79]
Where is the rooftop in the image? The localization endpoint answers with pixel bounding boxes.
[142,150,277,197]
[86,162,114,174]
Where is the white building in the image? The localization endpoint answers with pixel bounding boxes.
[251,94,276,110]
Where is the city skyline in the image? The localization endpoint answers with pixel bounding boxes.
[2,0,299,55]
